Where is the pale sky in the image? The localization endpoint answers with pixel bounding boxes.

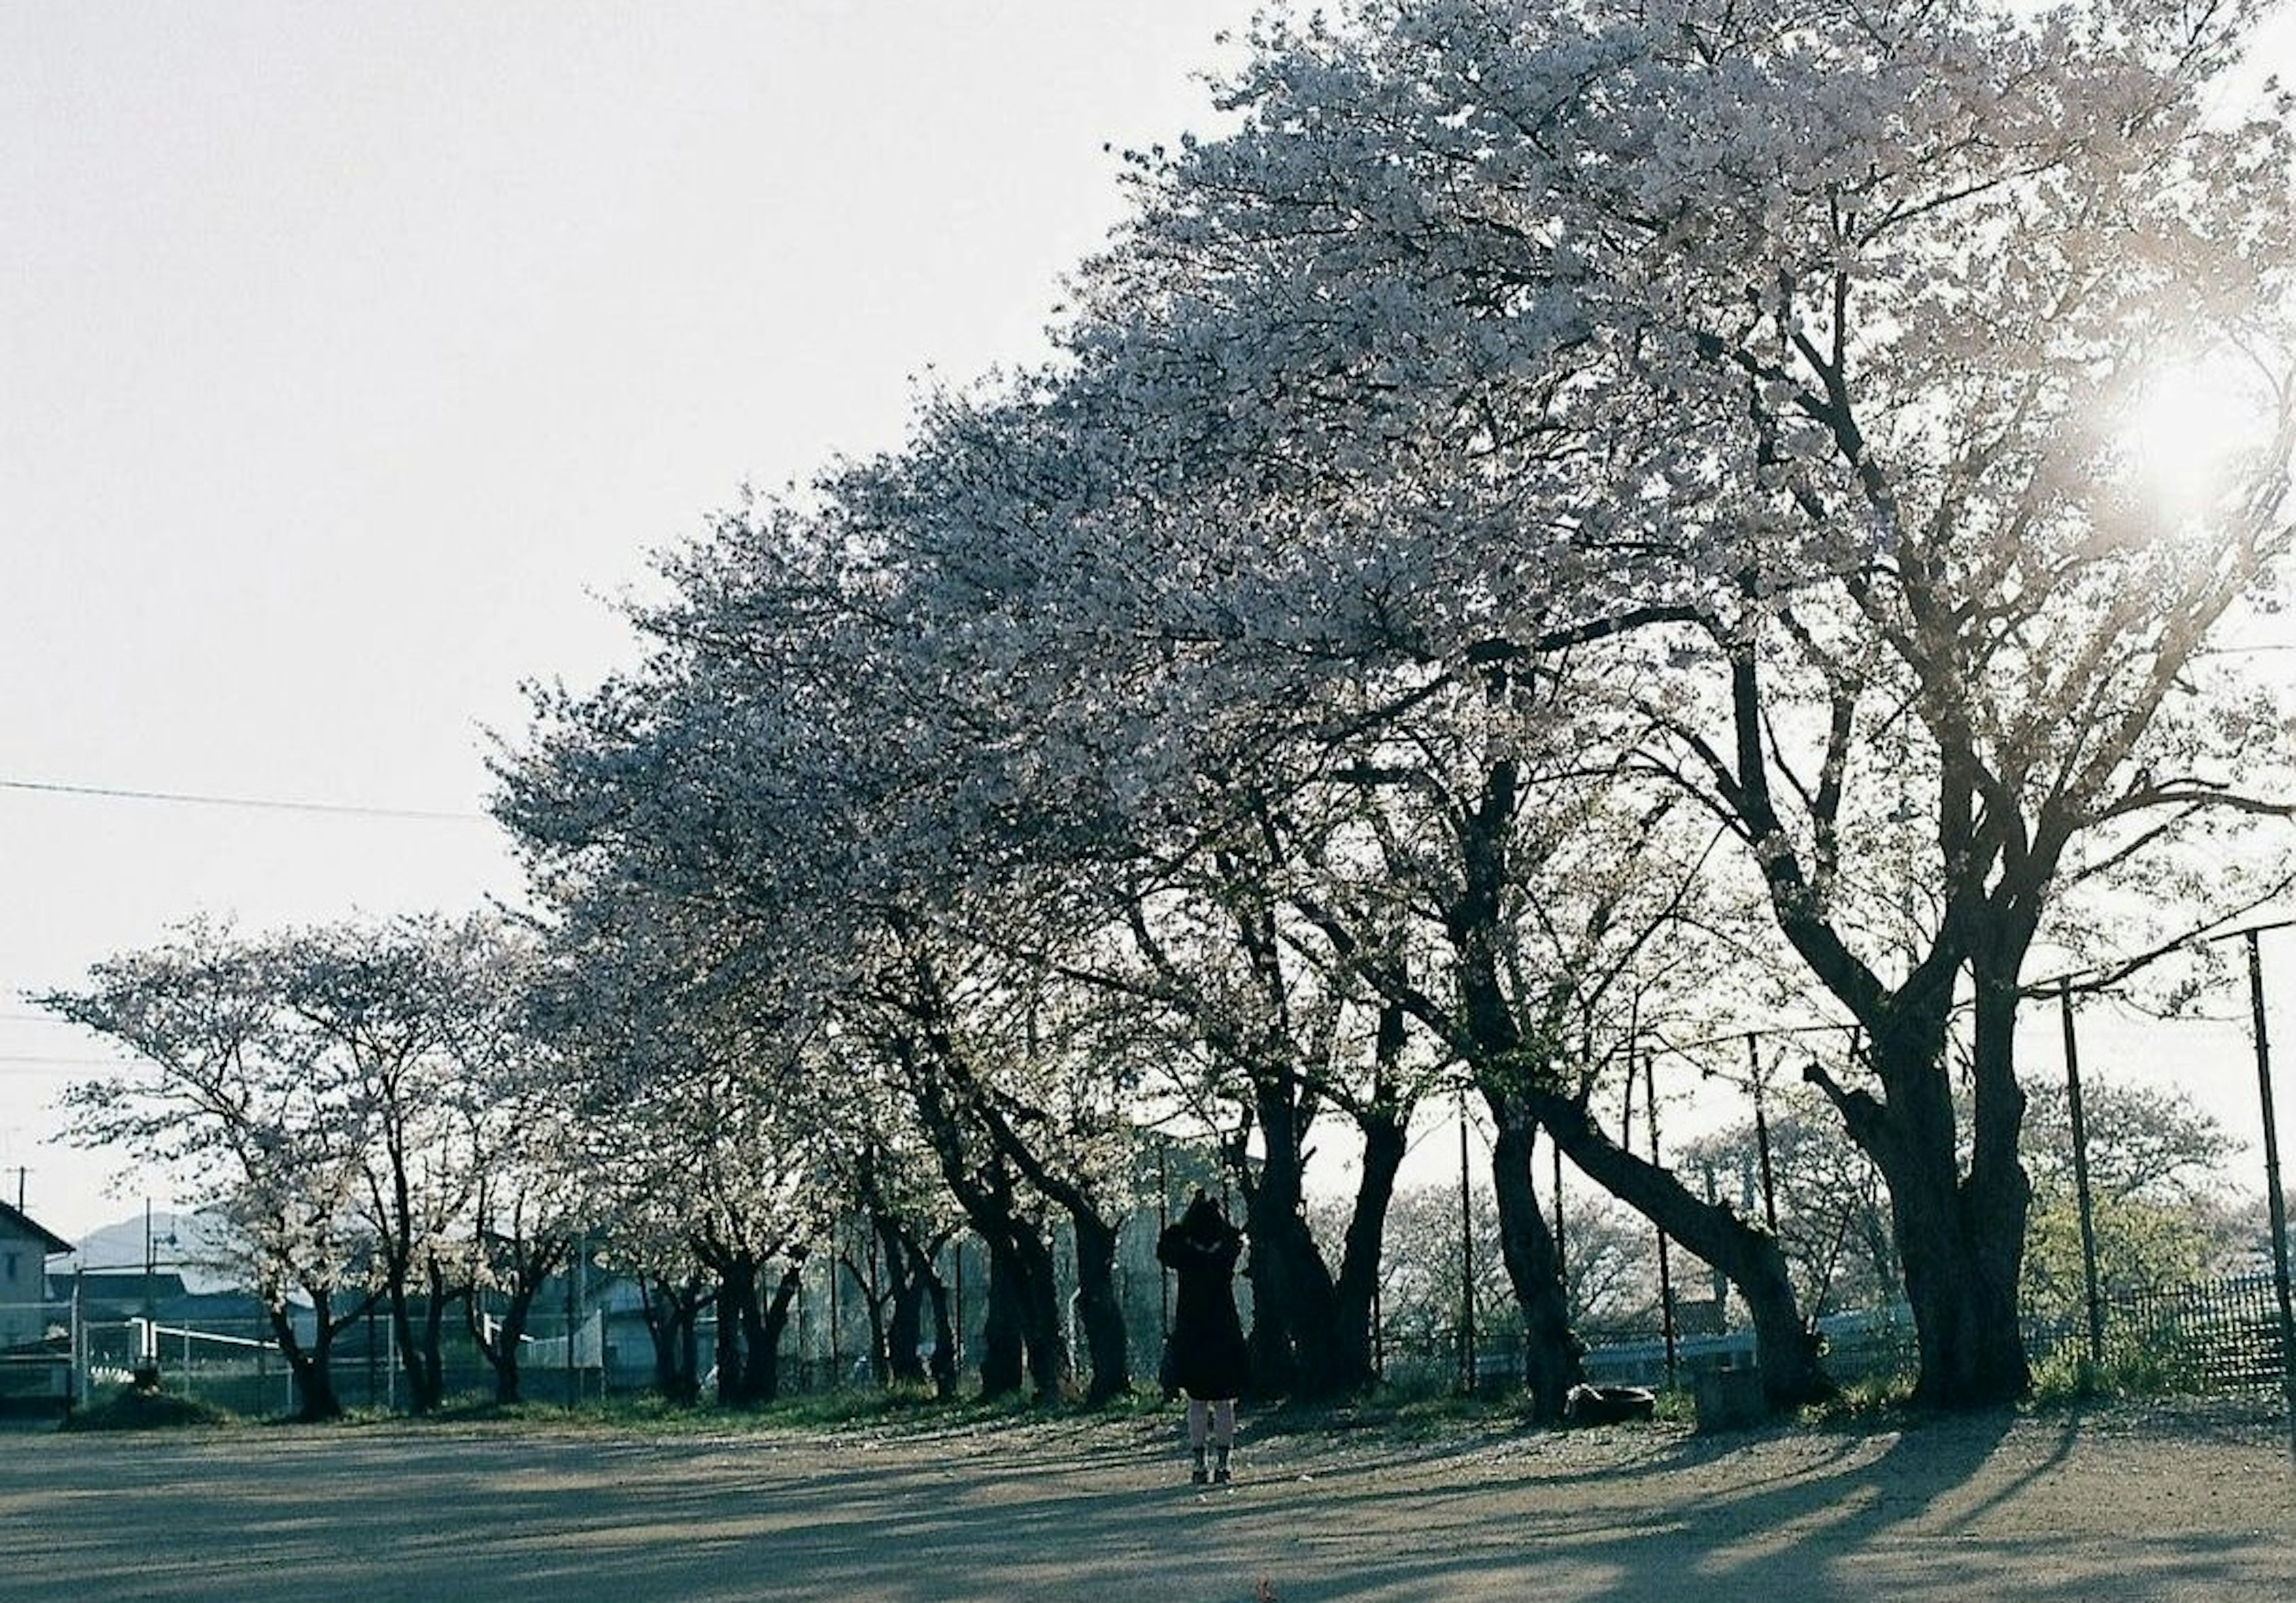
[5,4,2295,1248]
[2,1,1260,1238]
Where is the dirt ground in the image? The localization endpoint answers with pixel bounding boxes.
[7,1399,2294,1602]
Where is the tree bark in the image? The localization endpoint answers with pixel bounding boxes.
[1818,982,2032,1407]
[639,1273,707,1404]
[1071,1213,1132,1404]
[1486,1113,1583,1423]
[978,1240,1027,1398]
[1534,1091,1830,1408]
[269,1296,344,1422]
[879,1217,927,1388]
[749,1257,806,1404]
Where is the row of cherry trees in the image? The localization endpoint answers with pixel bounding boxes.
[42,915,580,1419]
[50,0,2296,1418]
[511,0,2295,1412]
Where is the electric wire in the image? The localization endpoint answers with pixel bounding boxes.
[0,775,487,823]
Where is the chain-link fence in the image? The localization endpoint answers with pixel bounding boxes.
[38,1260,2292,1422]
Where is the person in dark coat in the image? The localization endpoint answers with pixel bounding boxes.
[1156,1189,1249,1483]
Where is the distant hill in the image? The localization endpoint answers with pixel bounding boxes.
[70,1211,240,1294]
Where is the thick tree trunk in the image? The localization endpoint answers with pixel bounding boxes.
[1238,1199,1300,1399]
[270,1299,344,1423]
[878,1223,955,1393]
[418,1253,450,1409]
[1855,998,2031,1408]
[883,1229,927,1388]
[1237,1062,1394,1402]
[1241,1164,1332,1399]
[709,1252,764,1407]
[1011,1222,1070,1403]
[1725,636,2043,1412]
[748,1259,805,1404]
[1321,1099,1406,1397]
[1486,1115,1583,1423]
[897,1022,1071,1402]
[979,1241,1027,1398]
[925,1271,958,1400]
[640,1275,707,1404]
[1071,1213,1132,1404]
[388,1284,444,1416]
[468,1277,547,1406]
[1535,1092,1831,1409]
[1442,758,1586,1421]
[733,1256,778,1406]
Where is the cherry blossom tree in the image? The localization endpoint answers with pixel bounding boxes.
[43,921,379,1421]
[272,913,523,1415]
[1062,0,2295,1408]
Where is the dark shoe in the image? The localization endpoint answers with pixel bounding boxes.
[1190,1465,1210,1485]
[1214,1464,1232,1485]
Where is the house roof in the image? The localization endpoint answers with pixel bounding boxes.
[56,1269,191,1303]
[0,1199,74,1257]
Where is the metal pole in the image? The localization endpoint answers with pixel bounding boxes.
[2242,930,2296,1464]
[565,1239,577,1404]
[1646,1049,1678,1391]
[1458,1093,1477,1394]
[2059,978,2106,1369]
[1156,1138,1171,1342]
[1551,1136,1565,1300]
[1748,1035,1779,1235]
[829,1227,843,1389]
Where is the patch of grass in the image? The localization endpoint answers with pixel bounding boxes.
[2026,1344,2216,1409]
[64,1387,237,1433]
[1803,1371,1920,1428]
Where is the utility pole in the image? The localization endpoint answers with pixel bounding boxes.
[1458,1092,1477,1394]
[1156,1138,1171,1342]
[2059,978,2106,1369]
[1645,1050,1678,1392]
[2242,930,2296,1465]
[1747,1035,1779,1234]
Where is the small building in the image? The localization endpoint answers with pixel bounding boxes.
[0,1200,75,1406]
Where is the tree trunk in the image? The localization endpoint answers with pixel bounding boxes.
[1011,1220,1069,1403]
[979,1241,1027,1398]
[733,1254,778,1406]
[1535,1092,1830,1409]
[270,1299,344,1422]
[895,1025,1070,1401]
[1323,1097,1407,1397]
[1239,1174,1321,1399]
[1238,1059,1371,1401]
[711,1253,758,1407]
[1724,635,2043,1411]
[1071,1212,1131,1404]
[924,1258,958,1400]
[881,1219,927,1388]
[417,1251,450,1409]
[468,1275,548,1406]
[748,1258,805,1404]
[387,1283,442,1416]
[1486,1113,1583,1423]
[639,1274,707,1404]
[1842,996,2032,1408]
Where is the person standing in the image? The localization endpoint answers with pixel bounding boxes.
[1156,1189,1250,1484]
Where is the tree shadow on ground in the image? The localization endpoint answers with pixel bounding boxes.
[7,1406,2291,1603]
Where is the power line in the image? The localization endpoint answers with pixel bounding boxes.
[0,775,488,823]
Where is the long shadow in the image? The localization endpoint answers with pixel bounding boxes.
[8,1407,2290,1603]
